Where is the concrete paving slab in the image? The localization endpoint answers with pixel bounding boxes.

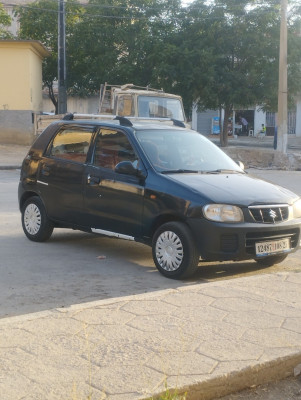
[0,272,301,400]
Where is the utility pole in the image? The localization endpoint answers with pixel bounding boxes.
[58,0,67,114]
[276,0,288,153]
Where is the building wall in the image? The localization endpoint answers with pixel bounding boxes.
[0,40,49,144]
[193,109,219,135]
[43,95,100,115]
[254,107,266,135]
[0,110,34,144]
[0,42,44,111]
[29,47,44,111]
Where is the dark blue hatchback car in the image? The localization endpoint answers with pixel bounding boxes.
[19,118,301,279]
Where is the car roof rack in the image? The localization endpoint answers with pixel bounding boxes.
[62,113,74,120]
[171,119,185,128]
[114,116,133,127]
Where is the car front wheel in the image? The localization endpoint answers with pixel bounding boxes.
[22,196,54,242]
[152,221,199,279]
[255,254,288,267]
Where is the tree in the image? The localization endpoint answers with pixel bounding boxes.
[65,0,182,94]
[0,3,12,38]
[155,0,301,146]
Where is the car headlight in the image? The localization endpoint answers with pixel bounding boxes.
[293,198,301,219]
[203,204,244,223]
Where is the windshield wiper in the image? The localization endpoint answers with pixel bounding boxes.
[204,169,244,174]
[161,169,199,174]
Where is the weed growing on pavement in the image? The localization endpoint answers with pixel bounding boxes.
[147,387,187,400]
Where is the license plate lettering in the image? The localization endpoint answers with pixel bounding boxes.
[255,238,290,257]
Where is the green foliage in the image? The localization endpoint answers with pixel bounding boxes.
[154,0,301,145]
[147,387,187,400]
[0,3,12,38]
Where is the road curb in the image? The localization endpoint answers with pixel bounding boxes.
[148,352,301,400]
[0,165,21,170]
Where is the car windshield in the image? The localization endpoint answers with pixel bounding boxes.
[137,96,185,121]
[135,128,244,173]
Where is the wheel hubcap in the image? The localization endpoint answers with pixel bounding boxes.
[24,204,41,235]
[155,231,184,271]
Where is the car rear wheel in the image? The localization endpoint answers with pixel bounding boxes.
[22,196,54,242]
[255,254,288,267]
[152,221,199,279]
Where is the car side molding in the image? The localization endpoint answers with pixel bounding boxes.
[91,228,135,241]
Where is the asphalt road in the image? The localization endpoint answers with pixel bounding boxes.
[1,169,301,319]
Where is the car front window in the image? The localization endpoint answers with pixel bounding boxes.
[135,129,243,173]
[93,128,138,170]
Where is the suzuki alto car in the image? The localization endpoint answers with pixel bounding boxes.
[18,117,301,279]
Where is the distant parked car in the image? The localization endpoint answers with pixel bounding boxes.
[18,117,301,279]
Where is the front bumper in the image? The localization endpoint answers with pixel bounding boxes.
[187,217,301,261]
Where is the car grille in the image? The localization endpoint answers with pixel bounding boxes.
[248,205,289,224]
[245,229,299,255]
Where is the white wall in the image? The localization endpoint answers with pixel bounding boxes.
[43,95,100,114]
[296,96,301,137]
[254,107,266,135]
[191,104,198,130]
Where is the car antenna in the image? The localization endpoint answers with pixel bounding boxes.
[114,116,133,127]
[171,119,185,128]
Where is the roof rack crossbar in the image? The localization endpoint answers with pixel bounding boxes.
[114,116,133,127]
[171,119,185,128]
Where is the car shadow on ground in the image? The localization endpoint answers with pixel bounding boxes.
[49,229,275,283]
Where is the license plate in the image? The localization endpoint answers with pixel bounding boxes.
[255,238,290,257]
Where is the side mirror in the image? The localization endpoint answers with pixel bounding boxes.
[236,161,245,170]
[115,161,139,176]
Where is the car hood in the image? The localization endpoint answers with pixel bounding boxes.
[167,172,299,206]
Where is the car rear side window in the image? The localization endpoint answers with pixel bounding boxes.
[49,127,94,163]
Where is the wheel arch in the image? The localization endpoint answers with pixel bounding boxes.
[150,213,188,239]
[20,191,42,211]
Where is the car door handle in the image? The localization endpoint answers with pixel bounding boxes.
[87,174,100,185]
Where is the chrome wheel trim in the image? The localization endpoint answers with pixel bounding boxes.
[155,230,184,271]
[24,203,41,235]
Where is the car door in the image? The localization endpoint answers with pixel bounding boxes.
[38,124,95,225]
[84,127,145,237]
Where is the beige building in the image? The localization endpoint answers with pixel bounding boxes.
[0,40,50,144]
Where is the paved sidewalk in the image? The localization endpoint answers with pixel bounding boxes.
[0,143,29,169]
[0,273,301,400]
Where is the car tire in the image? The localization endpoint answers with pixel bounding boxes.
[21,196,54,242]
[152,221,199,279]
[255,254,288,268]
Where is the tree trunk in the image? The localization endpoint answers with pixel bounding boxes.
[220,105,232,147]
[47,82,58,114]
